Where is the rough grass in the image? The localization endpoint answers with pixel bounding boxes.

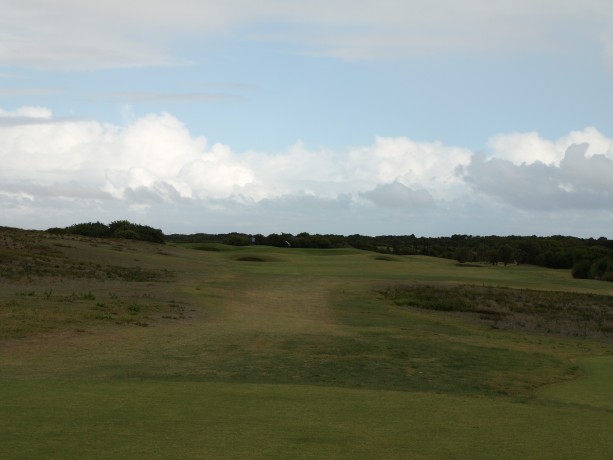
[0,229,174,282]
[2,228,613,458]
[380,284,613,338]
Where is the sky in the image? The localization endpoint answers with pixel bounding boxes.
[1,0,613,237]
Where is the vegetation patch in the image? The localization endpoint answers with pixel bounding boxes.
[0,288,191,338]
[0,227,174,282]
[381,284,613,338]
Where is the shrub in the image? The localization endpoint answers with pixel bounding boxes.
[66,222,111,238]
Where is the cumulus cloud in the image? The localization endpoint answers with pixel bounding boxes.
[0,107,470,208]
[464,143,613,210]
[360,182,435,209]
[348,137,472,201]
[2,1,612,68]
[486,127,613,166]
[2,105,613,235]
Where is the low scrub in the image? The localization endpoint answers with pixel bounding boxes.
[381,284,613,338]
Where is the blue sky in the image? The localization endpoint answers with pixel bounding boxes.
[1,1,613,237]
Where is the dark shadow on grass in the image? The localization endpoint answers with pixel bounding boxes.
[194,246,221,252]
[235,256,269,262]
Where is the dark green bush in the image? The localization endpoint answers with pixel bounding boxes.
[56,220,165,244]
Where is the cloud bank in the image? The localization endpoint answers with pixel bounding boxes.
[1,106,612,236]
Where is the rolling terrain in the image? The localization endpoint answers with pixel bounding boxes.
[1,227,613,459]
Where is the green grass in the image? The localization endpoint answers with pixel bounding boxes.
[539,355,613,409]
[2,228,613,458]
[2,381,613,459]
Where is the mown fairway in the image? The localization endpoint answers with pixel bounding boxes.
[1,229,613,459]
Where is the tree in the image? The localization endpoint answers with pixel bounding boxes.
[455,247,472,264]
[499,244,514,266]
[572,260,591,279]
[223,233,250,246]
[66,221,111,238]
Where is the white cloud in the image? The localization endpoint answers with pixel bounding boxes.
[178,144,257,199]
[348,137,473,201]
[1,1,611,68]
[487,127,613,166]
[2,105,613,235]
[0,106,53,119]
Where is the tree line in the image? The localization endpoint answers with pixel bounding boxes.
[166,231,613,282]
[47,223,612,283]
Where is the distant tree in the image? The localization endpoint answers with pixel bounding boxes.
[223,233,250,246]
[455,247,472,264]
[590,258,613,280]
[516,239,540,265]
[309,235,332,249]
[62,220,164,243]
[253,234,266,245]
[110,221,164,243]
[46,227,67,235]
[499,244,514,266]
[514,248,529,264]
[113,229,140,240]
[572,260,591,279]
[66,221,111,238]
[543,250,572,269]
